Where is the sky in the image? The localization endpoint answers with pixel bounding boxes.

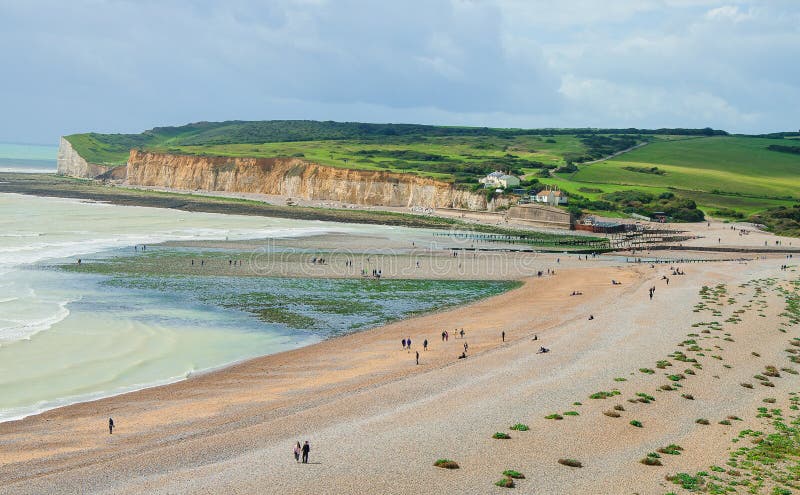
[1,0,798,144]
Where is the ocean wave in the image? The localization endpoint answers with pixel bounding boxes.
[0,299,72,342]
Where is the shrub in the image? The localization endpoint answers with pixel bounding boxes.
[589,390,620,399]
[544,414,563,420]
[558,458,582,468]
[614,404,625,411]
[495,478,514,488]
[639,368,655,374]
[696,418,710,425]
[741,382,754,389]
[434,459,459,469]
[658,444,683,455]
[641,456,662,466]
[510,423,529,431]
[681,394,694,400]
[636,392,656,403]
[493,432,511,439]
[502,470,525,479]
[563,411,579,416]
[603,411,621,418]
[630,420,643,428]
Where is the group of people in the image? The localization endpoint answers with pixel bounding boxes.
[361,268,382,279]
[292,441,311,463]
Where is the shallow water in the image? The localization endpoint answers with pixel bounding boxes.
[0,193,510,421]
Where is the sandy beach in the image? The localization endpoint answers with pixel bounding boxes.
[2,248,798,494]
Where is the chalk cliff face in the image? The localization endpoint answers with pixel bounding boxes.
[125,150,498,210]
[56,138,117,178]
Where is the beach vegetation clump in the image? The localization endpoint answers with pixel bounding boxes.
[656,360,672,369]
[603,411,621,418]
[614,404,625,411]
[667,374,685,381]
[502,470,525,479]
[660,384,675,391]
[639,367,655,374]
[635,392,656,403]
[589,390,620,399]
[544,414,563,420]
[681,393,694,400]
[614,377,627,382]
[494,477,514,488]
[741,382,754,389]
[763,397,777,404]
[657,444,683,455]
[509,423,529,431]
[719,419,731,425]
[493,432,511,439]
[563,411,579,416]
[434,459,459,469]
[668,472,704,491]
[641,456,662,466]
[558,458,582,468]
[696,418,710,425]
[630,420,643,428]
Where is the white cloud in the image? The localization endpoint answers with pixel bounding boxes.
[0,0,798,143]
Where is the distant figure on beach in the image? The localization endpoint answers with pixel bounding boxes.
[423,339,428,351]
[302,441,310,463]
[108,417,114,434]
[416,351,419,365]
[293,441,301,462]
[589,315,594,320]
[464,342,468,353]
[459,352,467,359]
[441,331,446,342]
[77,259,81,265]
[533,334,538,341]
[459,329,465,339]
[402,338,406,350]
[502,331,505,342]
[407,337,411,350]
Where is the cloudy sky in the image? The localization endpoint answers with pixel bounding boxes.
[1,0,798,144]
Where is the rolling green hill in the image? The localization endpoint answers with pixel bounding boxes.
[63,121,800,233]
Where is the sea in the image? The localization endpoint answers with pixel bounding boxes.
[0,142,58,173]
[0,184,510,423]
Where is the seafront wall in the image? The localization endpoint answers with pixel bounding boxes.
[56,138,116,178]
[124,150,499,210]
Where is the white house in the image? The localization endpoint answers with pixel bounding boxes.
[479,171,519,189]
[533,188,568,205]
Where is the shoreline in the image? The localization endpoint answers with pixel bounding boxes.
[2,253,797,493]
[0,265,639,482]
[0,173,596,245]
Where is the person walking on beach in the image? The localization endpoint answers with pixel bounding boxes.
[416,351,419,365]
[464,342,468,353]
[402,338,406,350]
[108,417,114,434]
[459,329,465,339]
[406,337,411,350]
[293,442,301,462]
[441,331,446,342]
[302,441,310,463]
[423,339,428,351]
[502,331,505,342]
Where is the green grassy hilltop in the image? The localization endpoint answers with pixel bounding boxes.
[64,121,800,234]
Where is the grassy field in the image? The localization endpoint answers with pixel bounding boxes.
[62,121,800,227]
[569,136,800,200]
[151,134,587,181]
